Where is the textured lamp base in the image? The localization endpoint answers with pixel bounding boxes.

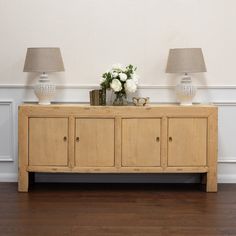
[34,73,56,105]
[176,75,197,106]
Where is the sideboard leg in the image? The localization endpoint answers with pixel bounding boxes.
[206,110,218,193]
[18,168,29,192]
[18,108,29,192]
[206,171,217,192]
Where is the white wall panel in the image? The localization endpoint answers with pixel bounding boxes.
[218,106,236,162]
[0,102,13,161]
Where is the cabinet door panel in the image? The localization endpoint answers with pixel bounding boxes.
[75,118,115,167]
[122,118,161,167]
[29,118,68,166]
[168,118,207,166]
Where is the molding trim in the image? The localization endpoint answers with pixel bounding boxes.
[218,159,236,163]
[212,102,236,106]
[0,155,13,162]
[0,101,14,162]
[0,84,100,89]
[2,84,236,89]
[138,85,236,89]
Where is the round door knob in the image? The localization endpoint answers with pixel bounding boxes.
[156,137,160,142]
[169,137,173,142]
[76,137,80,142]
[63,136,67,141]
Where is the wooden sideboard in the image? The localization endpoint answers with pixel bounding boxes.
[18,104,218,192]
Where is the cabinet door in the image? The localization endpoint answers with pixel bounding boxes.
[122,118,161,167]
[75,118,115,167]
[168,118,207,166]
[29,118,68,166]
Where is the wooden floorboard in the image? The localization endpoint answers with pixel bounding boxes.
[0,183,236,236]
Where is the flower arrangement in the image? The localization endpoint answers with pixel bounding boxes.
[100,64,139,105]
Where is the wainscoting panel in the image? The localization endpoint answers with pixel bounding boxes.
[0,84,236,183]
[218,105,236,162]
[0,101,14,162]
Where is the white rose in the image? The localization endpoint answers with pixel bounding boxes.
[112,63,123,71]
[119,73,127,81]
[100,77,106,84]
[110,79,122,92]
[131,73,139,85]
[125,79,137,93]
[111,71,118,78]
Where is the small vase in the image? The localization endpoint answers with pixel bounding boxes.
[113,92,127,106]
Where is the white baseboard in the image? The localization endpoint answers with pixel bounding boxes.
[218,175,236,183]
[0,173,18,182]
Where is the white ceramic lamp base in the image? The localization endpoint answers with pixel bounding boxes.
[34,73,56,105]
[175,74,197,106]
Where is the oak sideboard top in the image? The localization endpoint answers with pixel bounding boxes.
[18,103,217,117]
[19,103,217,108]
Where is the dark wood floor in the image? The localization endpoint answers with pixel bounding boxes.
[0,183,236,236]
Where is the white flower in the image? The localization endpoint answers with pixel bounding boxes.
[112,63,123,71]
[110,79,122,92]
[119,73,127,81]
[131,73,139,85]
[100,77,106,84]
[111,71,118,78]
[125,79,137,93]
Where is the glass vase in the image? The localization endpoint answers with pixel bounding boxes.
[113,92,127,106]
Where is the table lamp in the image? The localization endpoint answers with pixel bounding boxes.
[166,48,207,105]
[23,47,65,105]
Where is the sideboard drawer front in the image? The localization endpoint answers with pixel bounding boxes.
[75,118,115,167]
[122,118,161,167]
[168,118,207,167]
[29,118,69,166]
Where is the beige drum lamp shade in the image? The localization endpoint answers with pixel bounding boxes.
[23,48,65,73]
[23,47,65,105]
[166,48,207,73]
[165,48,207,106]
